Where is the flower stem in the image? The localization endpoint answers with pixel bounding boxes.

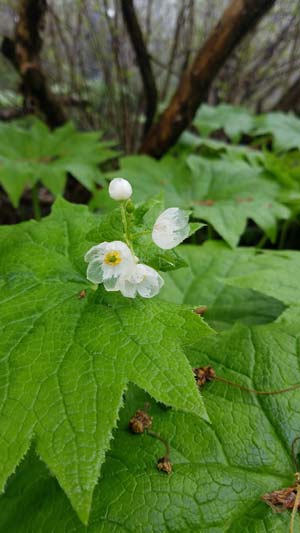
[120,201,135,254]
[147,429,171,458]
[278,219,290,250]
[32,184,41,221]
[256,233,268,249]
[214,375,300,395]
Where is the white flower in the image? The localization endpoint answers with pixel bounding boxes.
[152,208,189,249]
[109,178,132,201]
[117,264,164,299]
[84,241,136,290]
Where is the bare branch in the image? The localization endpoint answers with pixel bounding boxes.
[121,0,158,135]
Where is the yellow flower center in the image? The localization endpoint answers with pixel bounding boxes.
[104,250,122,266]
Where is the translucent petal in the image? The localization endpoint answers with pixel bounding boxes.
[152,208,190,249]
[136,264,164,298]
[117,277,137,298]
[84,242,108,263]
[86,260,104,284]
[103,277,120,292]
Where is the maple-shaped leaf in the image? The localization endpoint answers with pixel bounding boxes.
[187,155,290,248]
[2,313,300,532]
[194,103,255,141]
[160,241,286,330]
[0,199,212,524]
[225,248,300,307]
[253,111,300,152]
[0,119,117,206]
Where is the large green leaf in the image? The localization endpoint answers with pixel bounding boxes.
[1,314,300,531]
[226,249,300,306]
[107,154,185,206]
[254,112,300,152]
[160,241,286,330]
[187,156,289,247]
[194,103,255,142]
[0,120,117,206]
[177,131,264,166]
[0,199,212,524]
[193,104,300,153]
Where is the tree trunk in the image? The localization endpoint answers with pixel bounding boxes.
[1,0,67,128]
[140,0,277,158]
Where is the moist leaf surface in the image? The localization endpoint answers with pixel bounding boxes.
[0,199,211,523]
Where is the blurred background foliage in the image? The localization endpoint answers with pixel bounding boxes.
[0,0,300,249]
[0,0,300,152]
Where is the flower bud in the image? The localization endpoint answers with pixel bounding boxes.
[109,178,132,201]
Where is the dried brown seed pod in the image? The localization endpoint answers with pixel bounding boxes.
[193,306,208,315]
[193,366,216,387]
[129,409,153,434]
[78,290,86,299]
[157,456,172,474]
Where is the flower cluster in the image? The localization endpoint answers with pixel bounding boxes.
[85,178,190,299]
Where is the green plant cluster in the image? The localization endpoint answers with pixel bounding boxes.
[0,118,117,212]
[1,106,300,531]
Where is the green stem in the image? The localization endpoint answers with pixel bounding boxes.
[130,230,151,238]
[207,224,213,240]
[278,219,290,250]
[32,184,41,221]
[256,233,268,249]
[147,430,171,458]
[120,201,134,254]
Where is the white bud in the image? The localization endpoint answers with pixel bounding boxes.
[109,178,132,201]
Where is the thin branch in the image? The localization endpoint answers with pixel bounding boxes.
[121,0,158,135]
[161,1,185,101]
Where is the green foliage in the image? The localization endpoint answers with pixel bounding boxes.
[254,112,300,152]
[1,310,300,531]
[187,156,289,247]
[161,241,286,331]
[194,103,255,142]
[87,195,200,271]
[2,105,300,531]
[194,104,300,152]
[0,199,212,524]
[0,119,117,207]
[108,154,289,248]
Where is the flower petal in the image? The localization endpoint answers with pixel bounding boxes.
[117,277,137,298]
[103,276,120,292]
[84,242,108,263]
[86,260,104,284]
[135,264,164,298]
[152,208,190,249]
